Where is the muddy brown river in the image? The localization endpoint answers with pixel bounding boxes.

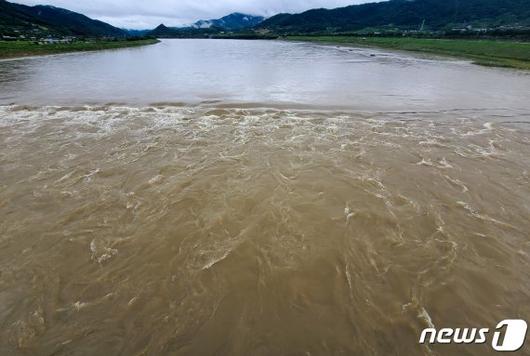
[0,40,529,355]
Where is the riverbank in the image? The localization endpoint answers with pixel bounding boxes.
[0,39,160,60]
[285,36,530,70]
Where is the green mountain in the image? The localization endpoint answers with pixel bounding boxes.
[258,0,530,34]
[148,24,180,38]
[0,0,126,38]
[148,24,223,38]
[148,13,265,38]
[192,13,264,30]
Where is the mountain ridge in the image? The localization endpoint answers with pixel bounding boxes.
[148,24,215,38]
[191,12,264,30]
[148,12,264,38]
[258,0,530,33]
[2,0,529,40]
[0,0,126,37]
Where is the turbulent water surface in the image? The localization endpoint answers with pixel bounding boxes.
[0,40,529,355]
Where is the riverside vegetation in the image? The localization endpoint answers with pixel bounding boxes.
[0,38,159,59]
[285,36,530,70]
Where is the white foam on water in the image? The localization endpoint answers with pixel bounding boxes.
[418,307,435,329]
[148,175,164,185]
[202,250,232,270]
[416,158,434,167]
[90,239,118,264]
[73,301,89,312]
[444,175,469,193]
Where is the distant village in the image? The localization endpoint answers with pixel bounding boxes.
[337,23,530,39]
[0,28,123,44]
[2,35,76,44]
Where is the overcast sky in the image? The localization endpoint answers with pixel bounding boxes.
[16,0,375,29]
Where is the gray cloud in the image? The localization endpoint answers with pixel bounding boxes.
[15,0,374,29]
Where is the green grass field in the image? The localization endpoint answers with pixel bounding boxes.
[286,36,530,70]
[0,39,160,59]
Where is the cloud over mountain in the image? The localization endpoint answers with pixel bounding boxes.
[15,0,374,28]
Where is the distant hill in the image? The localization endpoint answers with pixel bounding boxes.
[148,24,178,38]
[148,13,265,38]
[123,29,150,37]
[192,13,264,30]
[148,24,222,38]
[258,0,530,34]
[0,0,126,38]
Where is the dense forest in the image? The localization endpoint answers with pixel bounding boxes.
[0,0,125,37]
[258,0,530,34]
